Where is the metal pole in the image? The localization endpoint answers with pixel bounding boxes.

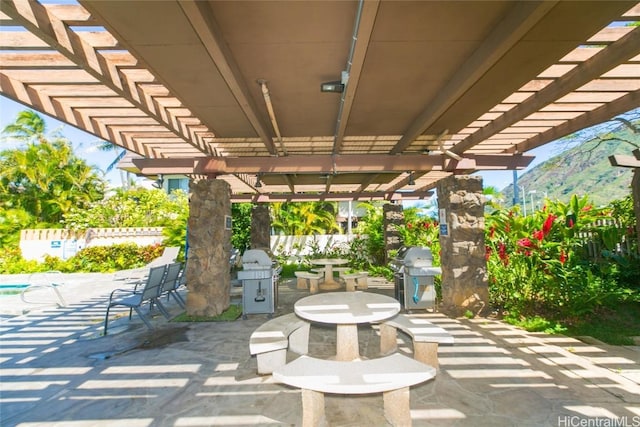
[529,190,537,214]
[512,170,519,207]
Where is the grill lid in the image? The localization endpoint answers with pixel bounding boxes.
[241,249,272,268]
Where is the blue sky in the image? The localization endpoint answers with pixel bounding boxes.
[1,95,124,186]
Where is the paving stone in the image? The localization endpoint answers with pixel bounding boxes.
[0,274,638,426]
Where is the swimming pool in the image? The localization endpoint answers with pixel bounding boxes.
[0,284,30,295]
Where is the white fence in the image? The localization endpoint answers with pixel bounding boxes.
[270,234,357,259]
[19,228,164,261]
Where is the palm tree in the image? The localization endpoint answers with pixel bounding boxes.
[271,202,340,235]
[1,110,106,225]
[1,110,47,143]
[96,140,130,188]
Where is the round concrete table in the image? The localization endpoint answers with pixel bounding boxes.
[294,291,400,361]
[310,258,349,290]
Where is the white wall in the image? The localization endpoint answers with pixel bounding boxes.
[19,228,164,261]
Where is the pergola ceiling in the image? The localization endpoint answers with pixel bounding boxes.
[1,0,639,202]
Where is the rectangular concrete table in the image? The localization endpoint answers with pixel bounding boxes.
[294,291,400,361]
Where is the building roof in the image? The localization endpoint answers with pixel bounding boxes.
[1,1,639,202]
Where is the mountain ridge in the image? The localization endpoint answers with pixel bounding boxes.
[500,113,639,208]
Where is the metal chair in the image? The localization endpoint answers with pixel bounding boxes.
[159,262,184,310]
[103,264,168,335]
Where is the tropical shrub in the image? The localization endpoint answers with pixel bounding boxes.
[485,194,637,319]
[231,203,252,252]
[271,201,341,235]
[0,243,164,274]
[396,207,441,266]
[1,110,105,241]
[352,202,386,266]
[0,247,42,274]
[63,188,187,229]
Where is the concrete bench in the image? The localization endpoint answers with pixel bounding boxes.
[273,353,436,426]
[341,272,369,291]
[294,271,322,294]
[249,313,310,375]
[378,313,454,368]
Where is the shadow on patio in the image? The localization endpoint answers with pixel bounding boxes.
[0,276,638,426]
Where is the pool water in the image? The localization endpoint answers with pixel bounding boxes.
[0,284,30,295]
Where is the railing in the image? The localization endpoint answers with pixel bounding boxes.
[578,219,638,260]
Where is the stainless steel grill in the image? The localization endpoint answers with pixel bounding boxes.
[238,249,280,318]
[389,246,441,310]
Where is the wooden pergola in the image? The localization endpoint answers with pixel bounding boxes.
[1,1,639,202]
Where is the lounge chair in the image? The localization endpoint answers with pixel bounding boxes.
[103,264,168,334]
[20,271,67,308]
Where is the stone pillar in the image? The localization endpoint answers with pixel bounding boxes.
[383,203,404,263]
[437,175,489,317]
[186,179,231,317]
[251,203,271,249]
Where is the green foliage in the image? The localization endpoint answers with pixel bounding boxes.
[353,202,386,266]
[231,203,252,252]
[271,202,341,235]
[173,304,242,322]
[503,314,567,334]
[63,187,187,229]
[0,208,34,248]
[562,302,640,345]
[160,191,190,261]
[397,207,441,265]
[0,247,42,274]
[0,243,164,274]
[279,262,301,278]
[486,194,639,319]
[1,132,105,227]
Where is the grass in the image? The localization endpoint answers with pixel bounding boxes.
[562,301,640,346]
[172,304,242,322]
[507,301,640,345]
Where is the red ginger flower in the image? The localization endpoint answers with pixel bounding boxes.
[532,230,544,241]
[498,242,508,265]
[559,250,567,264]
[517,237,533,248]
[542,214,556,236]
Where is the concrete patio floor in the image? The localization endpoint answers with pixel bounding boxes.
[0,273,639,426]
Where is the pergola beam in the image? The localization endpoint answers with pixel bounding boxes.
[332,0,380,154]
[451,25,640,155]
[1,0,211,154]
[609,155,640,168]
[510,89,640,154]
[132,153,533,175]
[390,1,557,154]
[231,191,434,203]
[178,1,277,155]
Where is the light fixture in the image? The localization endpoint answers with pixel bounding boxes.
[255,174,262,188]
[408,172,415,186]
[320,80,344,93]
